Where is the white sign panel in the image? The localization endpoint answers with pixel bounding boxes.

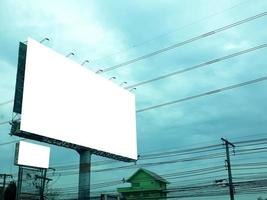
[20,38,137,160]
[15,141,50,169]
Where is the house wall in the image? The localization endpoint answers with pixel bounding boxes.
[123,191,166,200]
[118,169,168,200]
[130,172,162,190]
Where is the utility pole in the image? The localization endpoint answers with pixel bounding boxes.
[221,138,235,200]
[37,169,52,200]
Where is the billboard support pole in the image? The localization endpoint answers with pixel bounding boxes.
[78,149,91,200]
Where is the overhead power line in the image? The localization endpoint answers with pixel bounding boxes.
[7,136,267,196]
[52,148,266,176]
[0,100,13,106]
[1,39,266,113]
[126,43,267,89]
[49,140,267,173]
[0,120,10,126]
[0,138,26,146]
[49,178,267,199]
[91,0,253,63]
[136,75,267,113]
[51,146,267,176]
[101,11,267,73]
[1,44,264,113]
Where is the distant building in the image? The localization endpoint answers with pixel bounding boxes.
[117,168,169,200]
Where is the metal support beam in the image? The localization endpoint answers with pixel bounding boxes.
[78,149,91,200]
[16,166,23,200]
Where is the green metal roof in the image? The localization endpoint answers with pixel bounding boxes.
[127,168,169,184]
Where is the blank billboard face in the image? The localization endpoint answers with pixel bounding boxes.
[15,141,50,169]
[19,38,137,160]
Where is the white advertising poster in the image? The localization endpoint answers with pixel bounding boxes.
[19,38,137,160]
[15,141,50,169]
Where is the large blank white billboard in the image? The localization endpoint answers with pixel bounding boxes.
[15,141,50,169]
[19,38,137,160]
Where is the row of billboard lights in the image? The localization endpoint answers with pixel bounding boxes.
[108,78,136,91]
[38,38,136,92]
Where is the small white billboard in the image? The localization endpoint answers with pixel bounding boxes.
[15,141,50,169]
[16,38,137,160]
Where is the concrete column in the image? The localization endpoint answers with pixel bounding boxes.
[78,150,91,200]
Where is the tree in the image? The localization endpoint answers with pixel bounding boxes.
[257,197,267,200]
[4,181,16,200]
[44,188,60,200]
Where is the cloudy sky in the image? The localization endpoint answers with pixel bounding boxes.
[1,0,267,199]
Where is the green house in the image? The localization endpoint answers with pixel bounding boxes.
[117,168,169,200]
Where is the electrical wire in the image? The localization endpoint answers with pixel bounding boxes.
[125,43,267,89]
[91,0,253,63]
[0,100,13,106]
[100,11,267,73]
[0,120,10,125]
[136,75,267,113]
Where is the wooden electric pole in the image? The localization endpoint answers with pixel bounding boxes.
[221,138,235,200]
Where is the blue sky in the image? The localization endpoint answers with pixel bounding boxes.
[1,0,267,199]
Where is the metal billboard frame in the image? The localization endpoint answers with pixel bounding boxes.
[11,41,136,163]
[11,39,138,199]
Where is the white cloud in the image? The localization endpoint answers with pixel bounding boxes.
[223,41,250,51]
